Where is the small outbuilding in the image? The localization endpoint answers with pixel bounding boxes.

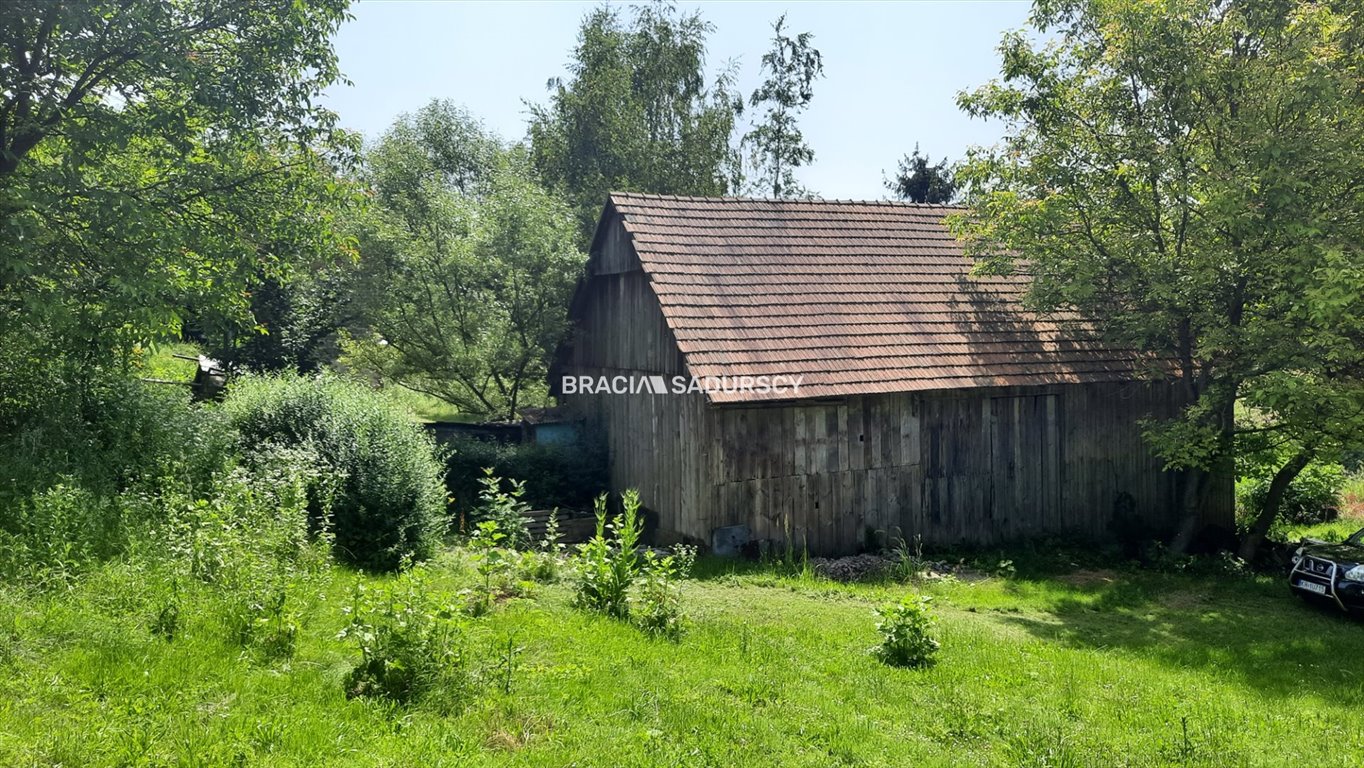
[552,193,1232,554]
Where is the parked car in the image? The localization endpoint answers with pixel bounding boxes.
[1289,527,1364,613]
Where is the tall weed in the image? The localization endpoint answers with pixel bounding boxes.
[632,545,696,640]
[473,468,531,548]
[571,489,694,637]
[158,447,334,658]
[339,564,468,709]
[573,491,642,619]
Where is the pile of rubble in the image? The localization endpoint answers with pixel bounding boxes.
[808,554,893,582]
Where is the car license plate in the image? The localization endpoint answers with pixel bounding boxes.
[1296,580,1328,595]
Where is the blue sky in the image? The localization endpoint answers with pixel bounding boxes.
[322,0,1033,200]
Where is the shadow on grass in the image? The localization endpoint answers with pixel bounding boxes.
[690,555,789,582]
[691,551,1363,700]
[997,571,1364,700]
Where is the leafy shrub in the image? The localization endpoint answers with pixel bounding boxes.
[571,489,694,636]
[573,491,643,619]
[0,362,232,582]
[339,565,468,708]
[162,447,333,658]
[1239,461,1345,527]
[0,360,229,502]
[873,596,940,668]
[472,468,531,548]
[632,545,696,640]
[443,435,607,518]
[223,375,448,571]
[519,511,565,584]
[1137,539,1256,577]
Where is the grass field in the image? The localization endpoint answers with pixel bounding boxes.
[1,551,1360,767]
[135,341,204,383]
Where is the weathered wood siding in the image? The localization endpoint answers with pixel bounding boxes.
[705,383,1229,555]
[559,216,705,537]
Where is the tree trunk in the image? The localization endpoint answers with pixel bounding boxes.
[1169,396,1236,555]
[1237,447,1313,562]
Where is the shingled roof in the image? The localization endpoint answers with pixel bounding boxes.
[595,192,1146,404]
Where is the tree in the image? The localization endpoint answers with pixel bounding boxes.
[200,254,361,375]
[0,1,347,178]
[742,13,823,199]
[528,4,742,243]
[952,0,1364,554]
[1234,381,1360,561]
[367,99,502,204]
[888,145,957,204]
[0,0,355,364]
[352,105,583,421]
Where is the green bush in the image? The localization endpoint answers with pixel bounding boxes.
[873,596,940,668]
[339,565,468,708]
[631,545,696,640]
[0,364,232,582]
[222,375,447,571]
[0,365,229,512]
[573,491,642,619]
[1238,461,1345,527]
[442,436,606,518]
[570,489,693,637]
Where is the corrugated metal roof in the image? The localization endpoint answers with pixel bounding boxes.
[606,192,1148,404]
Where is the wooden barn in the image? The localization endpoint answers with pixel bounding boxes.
[552,193,1232,554]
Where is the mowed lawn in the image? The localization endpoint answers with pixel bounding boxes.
[1,556,1360,767]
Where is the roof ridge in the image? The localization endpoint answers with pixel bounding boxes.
[607,191,966,210]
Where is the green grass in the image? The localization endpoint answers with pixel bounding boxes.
[1,554,1360,767]
[1284,517,1364,542]
[380,386,470,423]
[134,341,203,383]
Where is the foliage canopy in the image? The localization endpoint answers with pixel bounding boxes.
[528,4,743,242]
[0,0,357,365]
[350,102,583,421]
[953,0,1364,550]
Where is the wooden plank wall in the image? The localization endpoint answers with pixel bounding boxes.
[706,382,1213,555]
[709,397,919,554]
[559,214,706,539]
[567,268,686,375]
[569,383,709,541]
